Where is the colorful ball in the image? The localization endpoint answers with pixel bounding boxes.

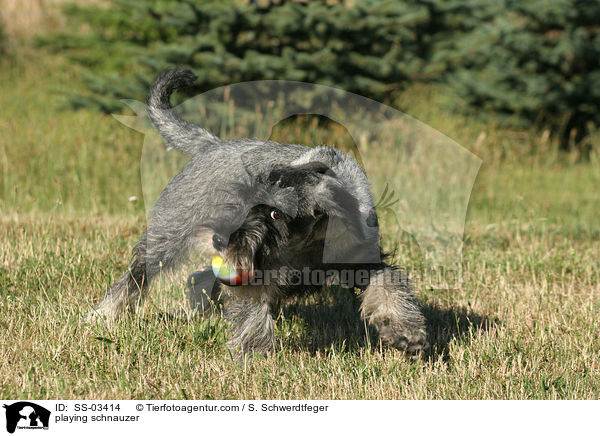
[212,255,249,285]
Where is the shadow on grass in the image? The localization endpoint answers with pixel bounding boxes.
[186,281,498,360]
[423,304,498,361]
[279,288,498,360]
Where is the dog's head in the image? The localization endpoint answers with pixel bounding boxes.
[210,161,371,285]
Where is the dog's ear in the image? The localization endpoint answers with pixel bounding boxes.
[292,161,332,175]
[267,161,331,187]
[311,172,366,240]
[268,162,365,239]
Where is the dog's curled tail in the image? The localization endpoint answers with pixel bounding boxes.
[146,68,219,155]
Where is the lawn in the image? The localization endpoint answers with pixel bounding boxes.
[1,47,599,399]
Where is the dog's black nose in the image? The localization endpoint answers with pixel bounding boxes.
[212,233,228,251]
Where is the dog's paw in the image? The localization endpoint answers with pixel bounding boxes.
[226,336,274,361]
[83,303,122,324]
[83,308,109,324]
[377,322,429,356]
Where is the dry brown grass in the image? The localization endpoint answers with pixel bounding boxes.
[1,44,599,399]
[0,0,102,39]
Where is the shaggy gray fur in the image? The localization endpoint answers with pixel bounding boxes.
[90,68,428,357]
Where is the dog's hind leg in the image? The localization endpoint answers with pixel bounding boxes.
[360,266,428,354]
[224,293,274,358]
[88,232,150,320]
[89,227,194,320]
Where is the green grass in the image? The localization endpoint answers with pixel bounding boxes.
[1,47,599,399]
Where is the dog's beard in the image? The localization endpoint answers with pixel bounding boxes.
[222,244,257,278]
[218,215,330,290]
[221,218,286,279]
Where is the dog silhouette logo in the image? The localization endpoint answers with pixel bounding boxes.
[2,402,50,433]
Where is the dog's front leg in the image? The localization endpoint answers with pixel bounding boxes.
[225,293,274,358]
[360,266,428,354]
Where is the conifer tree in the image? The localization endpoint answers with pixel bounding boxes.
[40,0,447,112]
[442,0,600,149]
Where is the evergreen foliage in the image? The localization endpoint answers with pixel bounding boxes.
[40,0,449,113]
[443,0,600,149]
[39,0,600,149]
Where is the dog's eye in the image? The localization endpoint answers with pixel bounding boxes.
[270,210,281,220]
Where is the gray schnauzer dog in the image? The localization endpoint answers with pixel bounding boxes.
[90,68,428,356]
